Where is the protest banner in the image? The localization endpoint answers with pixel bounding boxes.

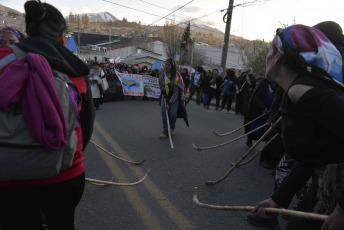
[143,75,161,98]
[115,70,144,97]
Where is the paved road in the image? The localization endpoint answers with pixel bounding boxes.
[75,99,288,230]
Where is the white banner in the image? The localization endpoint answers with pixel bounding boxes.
[143,75,161,98]
[115,70,144,97]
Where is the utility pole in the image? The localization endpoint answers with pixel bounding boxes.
[78,31,80,56]
[190,37,195,66]
[220,0,234,77]
[109,27,112,60]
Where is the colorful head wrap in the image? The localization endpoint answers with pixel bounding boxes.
[273,24,343,84]
[0,27,25,41]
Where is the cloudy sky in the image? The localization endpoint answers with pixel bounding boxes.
[4,0,344,41]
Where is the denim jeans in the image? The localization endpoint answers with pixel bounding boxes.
[161,97,179,131]
[203,94,208,106]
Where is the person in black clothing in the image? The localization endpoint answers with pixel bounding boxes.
[240,72,257,117]
[235,68,250,115]
[206,69,222,110]
[201,70,212,108]
[181,68,191,95]
[250,24,344,230]
[243,77,273,148]
[219,68,237,113]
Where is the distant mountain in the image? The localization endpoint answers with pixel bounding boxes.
[67,12,119,22]
[179,22,224,36]
[0,4,23,16]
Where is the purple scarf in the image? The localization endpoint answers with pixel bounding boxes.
[0,53,67,150]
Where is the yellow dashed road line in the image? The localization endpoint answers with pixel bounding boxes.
[93,121,195,230]
[92,134,164,230]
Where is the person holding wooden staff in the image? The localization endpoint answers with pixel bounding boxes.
[249,24,344,230]
[158,58,185,139]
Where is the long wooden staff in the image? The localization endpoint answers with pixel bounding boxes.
[86,168,150,186]
[193,123,269,151]
[90,140,145,165]
[164,97,174,149]
[213,110,270,136]
[231,133,279,166]
[193,187,327,221]
[205,117,282,185]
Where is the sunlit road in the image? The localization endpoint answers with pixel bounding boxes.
[75,99,287,230]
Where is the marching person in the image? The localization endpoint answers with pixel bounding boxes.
[186,66,203,105]
[89,64,105,110]
[201,70,212,108]
[219,68,237,113]
[206,69,223,110]
[0,27,25,47]
[250,24,344,230]
[181,68,191,95]
[0,1,94,229]
[158,58,184,139]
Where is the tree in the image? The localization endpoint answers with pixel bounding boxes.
[239,39,270,77]
[69,12,74,23]
[179,22,193,65]
[82,14,91,28]
[237,19,297,77]
[75,14,81,25]
[207,33,214,45]
[161,18,182,60]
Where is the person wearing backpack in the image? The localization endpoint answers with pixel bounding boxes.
[0,1,94,230]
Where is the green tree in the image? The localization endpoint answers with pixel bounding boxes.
[179,22,193,65]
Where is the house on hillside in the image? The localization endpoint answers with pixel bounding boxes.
[120,47,165,68]
[74,32,167,66]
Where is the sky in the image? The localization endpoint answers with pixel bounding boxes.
[3,0,344,41]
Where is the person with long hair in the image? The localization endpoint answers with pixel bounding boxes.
[250,24,344,230]
[158,58,184,138]
[0,1,94,229]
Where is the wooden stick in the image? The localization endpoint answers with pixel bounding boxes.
[164,97,174,149]
[193,123,269,151]
[90,140,145,165]
[86,168,151,186]
[193,187,327,221]
[213,110,270,136]
[205,117,282,185]
[231,133,279,166]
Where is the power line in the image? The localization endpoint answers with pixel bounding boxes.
[146,0,194,27]
[137,0,227,34]
[102,0,225,36]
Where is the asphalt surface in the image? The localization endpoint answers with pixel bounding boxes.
[75,98,290,230]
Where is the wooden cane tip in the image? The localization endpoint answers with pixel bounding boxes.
[192,144,199,150]
[134,159,145,165]
[205,181,216,185]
